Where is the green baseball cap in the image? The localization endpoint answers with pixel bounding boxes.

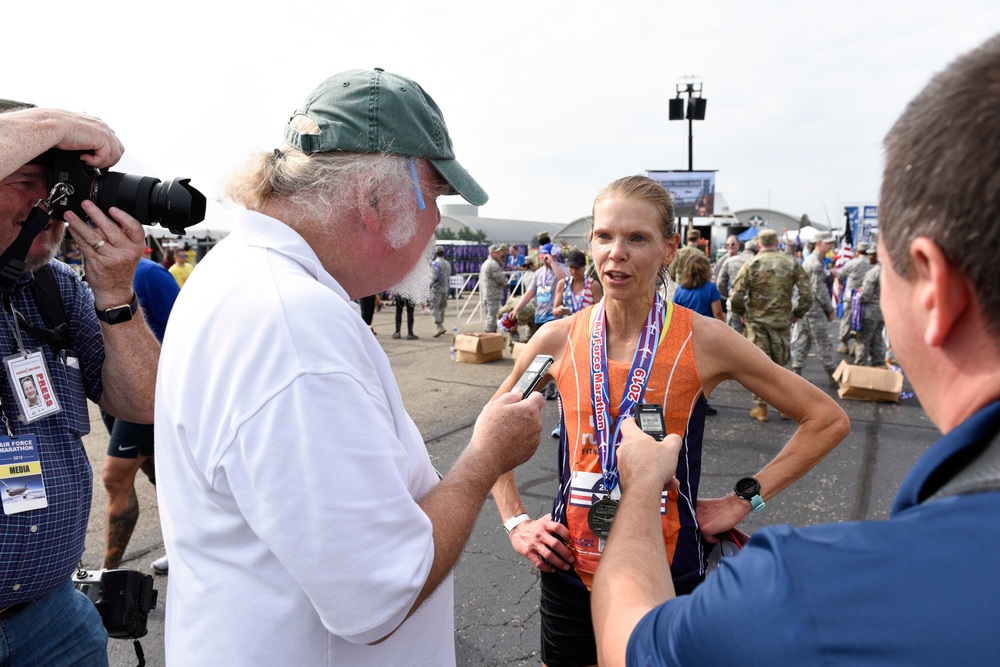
[284,68,488,206]
[0,99,34,113]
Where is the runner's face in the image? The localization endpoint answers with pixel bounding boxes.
[591,197,675,302]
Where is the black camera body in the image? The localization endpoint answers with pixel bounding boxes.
[72,567,158,639]
[46,150,206,235]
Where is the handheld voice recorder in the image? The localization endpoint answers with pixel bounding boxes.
[635,403,666,441]
[513,355,554,396]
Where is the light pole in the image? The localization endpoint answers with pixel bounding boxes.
[669,76,707,236]
[669,76,707,171]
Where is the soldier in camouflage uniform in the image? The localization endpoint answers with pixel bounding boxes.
[479,243,508,333]
[835,241,877,353]
[854,248,885,366]
[718,239,758,335]
[790,232,838,385]
[730,228,812,422]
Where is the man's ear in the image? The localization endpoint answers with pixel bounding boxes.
[355,176,380,233]
[909,237,971,347]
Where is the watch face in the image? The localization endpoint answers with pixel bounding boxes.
[105,305,134,325]
[734,477,760,499]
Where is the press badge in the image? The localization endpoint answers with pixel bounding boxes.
[0,433,47,514]
[4,350,62,424]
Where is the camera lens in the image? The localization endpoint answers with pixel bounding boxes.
[91,171,207,234]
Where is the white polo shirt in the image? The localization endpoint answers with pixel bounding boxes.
[155,211,453,665]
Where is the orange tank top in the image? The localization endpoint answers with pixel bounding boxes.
[552,302,708,589]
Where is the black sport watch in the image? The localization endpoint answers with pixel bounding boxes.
[95,292,139,325]
[734,477,766,513]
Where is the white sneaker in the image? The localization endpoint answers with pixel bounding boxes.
[152,555,169,575]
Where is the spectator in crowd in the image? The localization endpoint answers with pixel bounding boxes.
[100,256,179,573]
[553,249,602,320]
[0,99,159,665]
[854,246,885,367]
[507,244,527,295]
[154,68,544,666]
[672,254,723,323]
[168,248,193,287]
[789,231,838,386]
[717,238,757,335]
[729,228,812,422]
[672,253,723,416]
[357,293,379,336]
[161,248,175,270]
[492,175,847,667]
[504,242,567,340]
[431,246,451,337]
[713,235,740,283]
[592,33,1000,667]
[548,248,604,437]
[835,241,875,355]
[392,294,418,340]
[480,243,508,333]
[666,228,703,288]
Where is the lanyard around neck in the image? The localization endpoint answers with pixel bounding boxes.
[589,293,671,494]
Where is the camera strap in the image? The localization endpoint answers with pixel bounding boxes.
[0,201,55,297]
[17,265,73,356]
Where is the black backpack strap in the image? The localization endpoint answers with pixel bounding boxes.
[16,264,73,355]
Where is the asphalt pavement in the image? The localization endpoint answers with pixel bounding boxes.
[81,300,938,666]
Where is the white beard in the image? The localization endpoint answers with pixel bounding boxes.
[388,234,436,306]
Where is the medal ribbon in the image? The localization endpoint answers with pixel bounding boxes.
[589,292,669,495]
[566,278,585,313]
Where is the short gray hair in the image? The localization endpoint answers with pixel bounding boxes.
[881,33,1000,338]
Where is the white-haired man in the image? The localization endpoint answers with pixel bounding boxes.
[593,33,1000,666]
[155,69,544,666]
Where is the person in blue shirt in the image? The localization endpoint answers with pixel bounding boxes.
[100,256,180,573]
[592,32,1000,667]
[672,254,723,416]
[671,254,723,322]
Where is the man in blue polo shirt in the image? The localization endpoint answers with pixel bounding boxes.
[592,33,1000,666]
[0,100,160,665]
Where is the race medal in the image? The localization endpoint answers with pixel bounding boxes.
[587,496,619,540]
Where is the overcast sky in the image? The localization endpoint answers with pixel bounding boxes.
[5,1,999,233]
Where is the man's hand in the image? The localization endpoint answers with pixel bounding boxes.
[36,108,124,168]
[617,420,682,493]
[508,513,575,572]
[593,421,683,667]
[66,201,145,309]
[469,388,544,479]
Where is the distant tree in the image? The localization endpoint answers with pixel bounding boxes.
[800,214,811,227]
[456,228,488,243]
[435,228,456,240]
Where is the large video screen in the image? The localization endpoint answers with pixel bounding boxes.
[646,170,716,218]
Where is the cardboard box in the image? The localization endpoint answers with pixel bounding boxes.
[832,359,904,402]
[454,333,505,364]
[511,342,529,360]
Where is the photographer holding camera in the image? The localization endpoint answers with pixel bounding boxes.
[0,99,160,665]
